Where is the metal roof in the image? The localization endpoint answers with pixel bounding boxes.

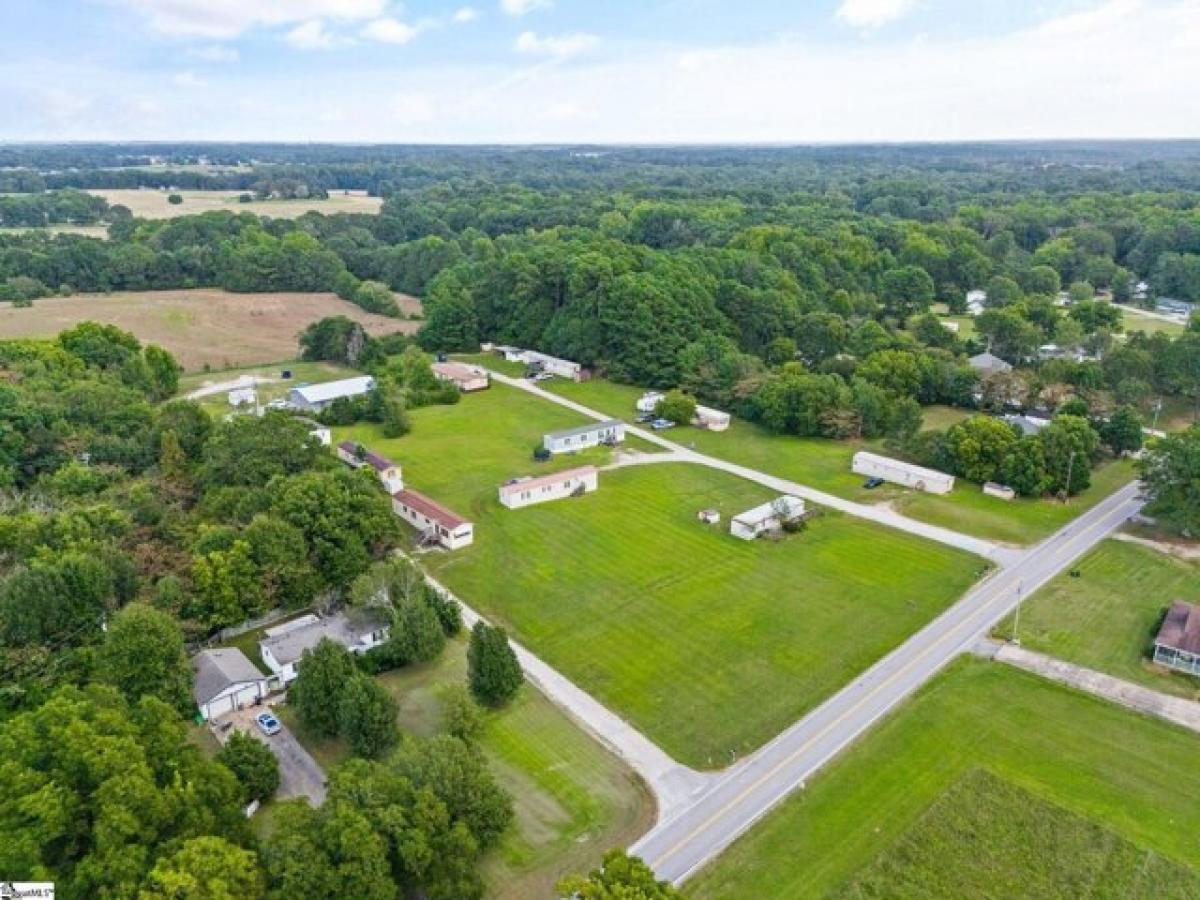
[260,610,388,667]
[499,465,597,497]
[545,419,624,441]
[393,487,469,530]
[290,376,375,404]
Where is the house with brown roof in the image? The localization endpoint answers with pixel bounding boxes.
[337,441,404,493]
[392,487,474,550]
[1153,601,1200,677]
[431,361,489,392]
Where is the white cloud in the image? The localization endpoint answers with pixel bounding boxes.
[453,7,480,23]
[362,18,420,45]
[500,0,551,17]
[515,31,597,58]
[835,0,918,28]
[116,0,386,39]
[187,44,239,63]
[171,70,207,88]
[284,20,342,50]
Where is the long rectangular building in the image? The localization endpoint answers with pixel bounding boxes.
[288,376,375,411]
[543,419,625,454]
[392,487,474,550]
[499,465,598,509]
[851,451,955,494]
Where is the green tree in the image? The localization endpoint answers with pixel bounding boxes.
[140,836,264,900]
[290,638,359,738]
[468,622,522,707]
[160,428,189,483]
[218,731,281,803]
[354,280,401,317]
[201,412,325,489]
[1100,406,1144,456]
[191,539,264,630]
[944,416,1021,484]
[167,193,184,205]
[1040,414,1100,495]
[1138,426,1200,534]
[439,683,485,743]
[143,344,182,399]
[557,850,684,899]
[655,389,697,425]
[96,602,192,714]
[880,266,935,319]
[999,436,1051,497]
[1067,280,1095,303]
[338,675,400,759]
[985,274,1024,307]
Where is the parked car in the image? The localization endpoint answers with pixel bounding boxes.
[863,477,885,489]
[255,712,282,736]
[650,418,675,430]
[635,413,654,423]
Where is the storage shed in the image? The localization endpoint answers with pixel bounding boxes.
[730,495,805,541]
[852,451,955,494]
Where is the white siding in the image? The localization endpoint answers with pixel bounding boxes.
[852,451,955,494]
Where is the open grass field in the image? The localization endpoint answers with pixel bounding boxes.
[87,188,383,219]
[994,539,1200,700]
[690,659,1200,898]
[0,223,110,238]
[1120,306,1187,337]
[542,377,1137,545]
[0,289,416,371]
[279,637,654,900]
[179,359,363,417]
[838,768,1200,898]
[423,461,983,767]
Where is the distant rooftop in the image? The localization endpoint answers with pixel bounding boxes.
[260,610,387,667]
[337,440,396,473]
[291,376,374,404]
[394,487,468,530]
[1156,601,1200,656]
[192,648,264,706]
[545,419,624,441]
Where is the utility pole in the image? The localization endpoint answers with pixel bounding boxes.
[1063,450,1077,504]
[1151,396,1163,432]
[1011,580,1024,645]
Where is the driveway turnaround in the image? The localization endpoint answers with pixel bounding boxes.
[489,372,1016,565]
[217,705,327,806]
[629,480,1143,884]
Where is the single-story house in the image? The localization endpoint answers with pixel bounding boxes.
[694,404,731,432]
[1001,414,1050,437]
[336,441,404,493]
[499,465,598,509]
[493,344,526,362]
[966,289,987,316]
[260,611,391,684]
[287,376,375,412]
[192,648,270,721]
[431,361,489,392]
[524,350,584,381]
[730,495,806,541]
[392,487,474,550]
[544,419,625,454]
[1153,601,1200,677]
[852,451,955,494]
[968,352,1013,375]
[228,387,257,407]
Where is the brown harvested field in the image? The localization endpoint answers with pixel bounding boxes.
[0,289,419,371]
[87,189,383,220]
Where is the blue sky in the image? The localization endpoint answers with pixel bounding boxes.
[1,0,1198,142]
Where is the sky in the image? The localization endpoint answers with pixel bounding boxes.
[1,0,1198,143]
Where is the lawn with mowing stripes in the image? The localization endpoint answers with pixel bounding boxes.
[425,462,983,768]
[995,538,1200,700]
[542,377,1137,545]
[690,660,1200,899]
[279,637,653,900]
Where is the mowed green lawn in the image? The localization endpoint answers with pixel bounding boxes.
[690,660,1200,899]
[995,539,1200,700]
[279,638,653,900]
[838,768,1200,898]
[425,462,983,767]
[544,377,1137,545]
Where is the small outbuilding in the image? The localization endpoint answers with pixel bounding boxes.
[392,488,474,550]
[983,482,1016,501]
[543,420,625,455]
[499,465,598,509]
[697,508,721,524]
[966,289,987,316]
[228,387,257,408]
[431,361,489,392]
[259,612,390,684]
[337,441,404,493]
[852,451,955,494]
[730,495,805,541]
[694,404,731,432]
[192,648,269,721]
[288,376,375,412]
[1153,601,1200,677]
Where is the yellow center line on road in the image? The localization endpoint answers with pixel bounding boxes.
[649,487,1136,871]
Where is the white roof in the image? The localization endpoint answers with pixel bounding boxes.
[854,451,953,485]
[499,465,596,497]
[260,610,386,667]
[733,495,805,527]
[290,376,374,404]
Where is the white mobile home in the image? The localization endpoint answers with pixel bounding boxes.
[524,350,584,381]
[392,488,474,550]
[636,391,665,414]
[259,612,390,685]
[192,648,270,721]
[431,361,489,392]
[730,495,806,541]
[287,376,375,412]
[543,420,625,454]
[336,441,404,493]
[983,482,1016,501]
[852,451,955,494]
[499,465,598,509]
[694,404,731,431]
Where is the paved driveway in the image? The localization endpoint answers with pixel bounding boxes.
[213,703,327,806]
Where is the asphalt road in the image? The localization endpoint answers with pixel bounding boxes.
[630,479,1144,884]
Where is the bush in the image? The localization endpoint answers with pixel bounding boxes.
[167,193,183,205]
[353,280,401,317]
[655,389,697,425]
[0,276,50,305]
[218,731,280,803]
[439,683,485,743]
